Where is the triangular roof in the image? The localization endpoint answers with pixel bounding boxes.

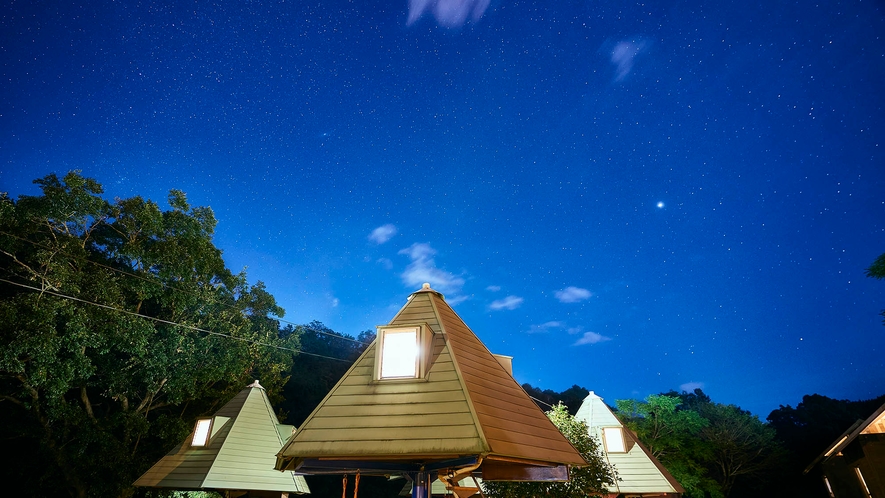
[575,392,684,496]
[134,381,310,494]
[276,284,586,477]
[805,399,885,474]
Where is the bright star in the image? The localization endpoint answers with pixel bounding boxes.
[656,201,664,208]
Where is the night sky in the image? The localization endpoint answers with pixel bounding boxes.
[2,0,884,417]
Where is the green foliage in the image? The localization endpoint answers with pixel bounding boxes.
[616,394,708,461]
[616,390,786,498]
[867,252,885,279]
[482,403,616,498]
[0,172,298,497]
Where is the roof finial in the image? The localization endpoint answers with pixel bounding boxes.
[248,380,262,389]
[422,282,431,290]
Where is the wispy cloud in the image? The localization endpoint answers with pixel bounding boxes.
[398,243,465,295]
[527,321,564,334]
[573,331,612,346]
[486,285,501,292]
[680,381,705,392]
[489,295,523,311]
[555,286,592,303]
[608,38,650,82]
[369,224,397,244]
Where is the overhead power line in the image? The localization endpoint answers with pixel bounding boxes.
[0,230,370,346]
[0,277,354,363]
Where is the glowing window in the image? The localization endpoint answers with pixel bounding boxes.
[192,418,212,447]
[375,325,432,380]
[379,328,420,378]
[603,427,626,453]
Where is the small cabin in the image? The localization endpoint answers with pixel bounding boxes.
[805,401,885,498]
[575,392,683,498]
[276,283,588,497]
[134,380,310,498]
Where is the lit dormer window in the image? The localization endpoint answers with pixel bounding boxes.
[375,325,431,380]
[603,427,626,453]
[192,418,212,447]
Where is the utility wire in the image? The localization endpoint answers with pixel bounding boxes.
[0,277,354,363]
[0,229,370,346]
[529,395,556,409]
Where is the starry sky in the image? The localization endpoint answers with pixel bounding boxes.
[2,0,884,418]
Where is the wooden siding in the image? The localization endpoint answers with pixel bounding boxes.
[427,293,586,466]
[134,385,308,494]
[204,388,308,492]
[278,311,486,458]
[278,287,587,468]
[575,392,683,495]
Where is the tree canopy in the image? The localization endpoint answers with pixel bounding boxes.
[0,172,299,497]
[617,390,786,498]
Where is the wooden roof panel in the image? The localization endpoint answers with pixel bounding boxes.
[429,292,585,466]
[135,383,309,494]
[277,285,586,469]
[575,392,684,495]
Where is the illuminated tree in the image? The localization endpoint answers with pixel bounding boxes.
[483,402,616,498]
[0,172,298,497]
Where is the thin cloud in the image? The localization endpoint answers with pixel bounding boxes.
[555,286,592,303]
[489,295,523,311]
[605,38,650,82]
[369,224,397,244]
[486,285,501,292]
[407,0,491,28]
[398,243,465,295]
[573,331,612,346]
[680,382,705,392]
[527,321,564,334]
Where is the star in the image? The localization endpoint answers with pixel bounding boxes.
[657,202,665,209]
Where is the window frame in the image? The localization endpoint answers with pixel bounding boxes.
[191,418,213,447]
[374,324,432,381]
[602,426,627,453]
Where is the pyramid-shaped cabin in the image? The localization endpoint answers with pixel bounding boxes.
[575,392,683,497]
[276,284,587,485]
[135,381,310,497]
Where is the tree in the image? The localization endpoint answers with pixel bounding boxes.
[867,252,885,323]
[767,393,885,498]
[698,403,785,497]
[482,402,617,498]
[616,394,718,498]
[522,383,591,415]
[617,391,787,498]
[0,172,298,497]
[279,321,372,426]
[616,394,708,461]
